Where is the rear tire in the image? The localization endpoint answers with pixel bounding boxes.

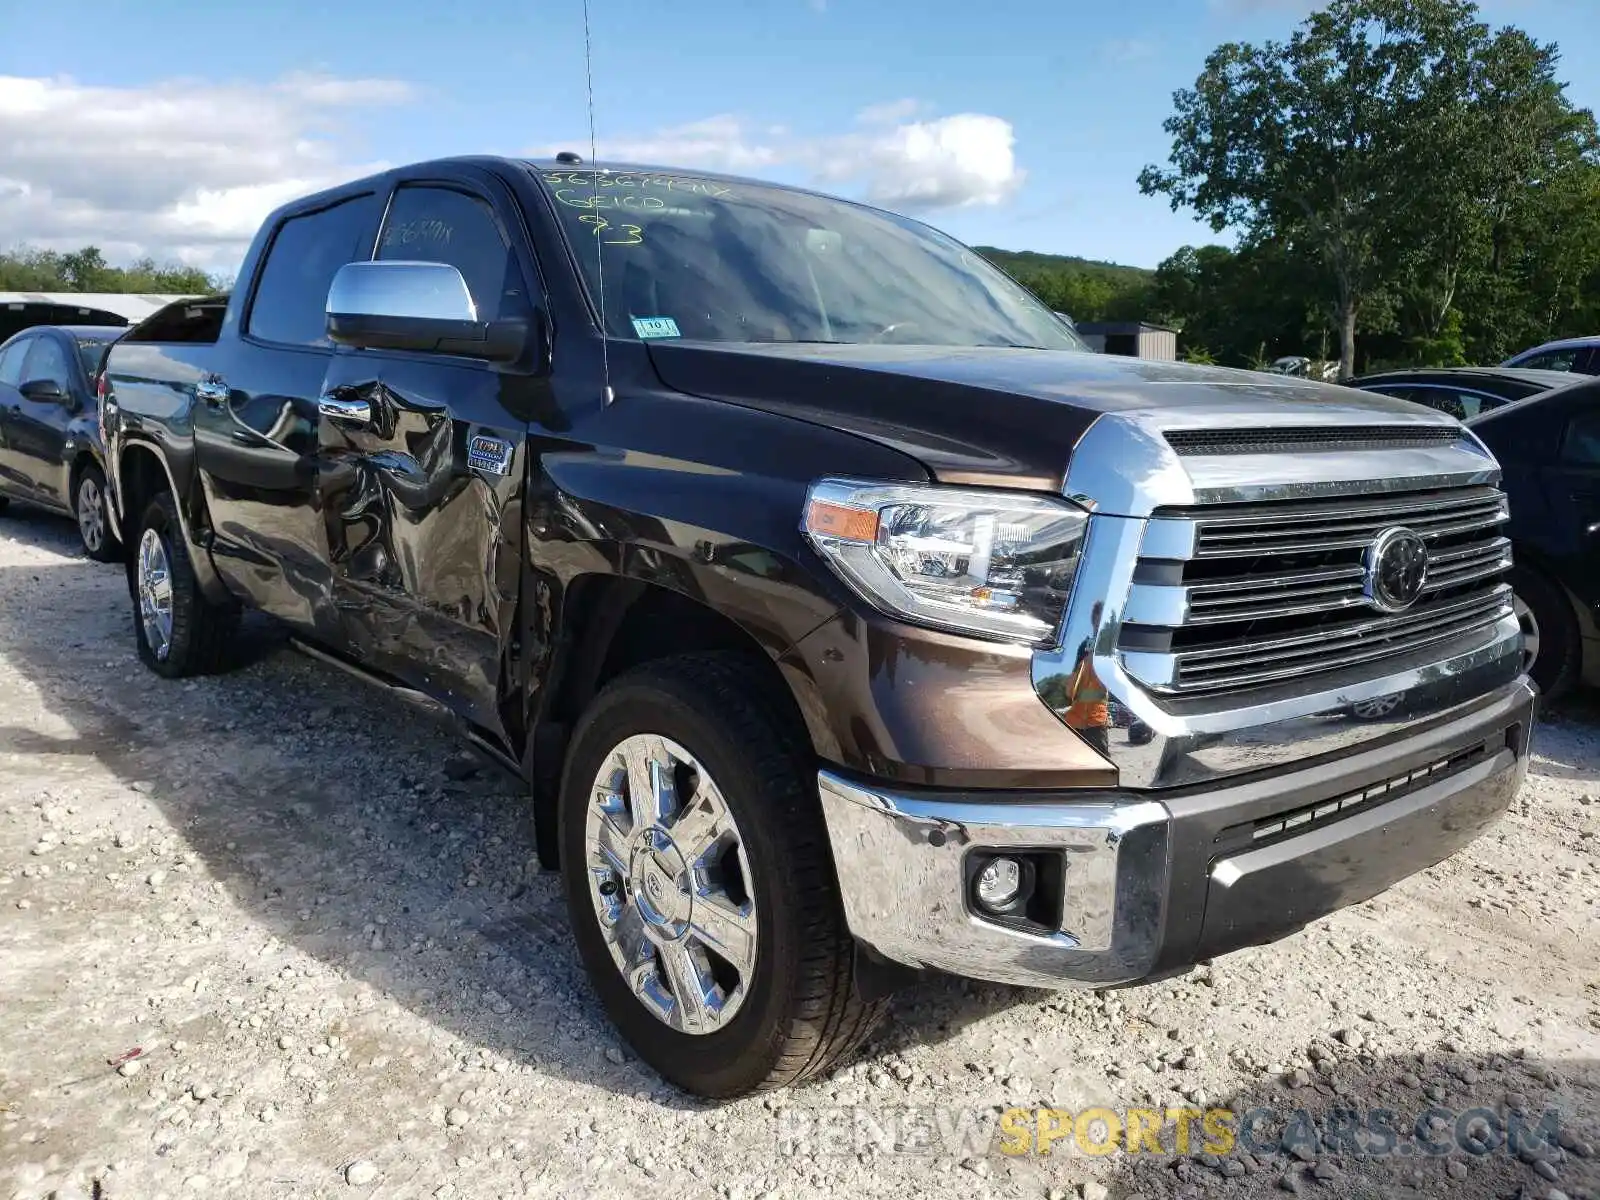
[0,495,9,515]
[1510,563,1580,701]
[73,463,120,562]
[132,491,237,678]
[559,653,884,1098]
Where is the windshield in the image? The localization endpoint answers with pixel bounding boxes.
[535,168,1089,352]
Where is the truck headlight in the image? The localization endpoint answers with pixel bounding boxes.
[801,478,1088,645]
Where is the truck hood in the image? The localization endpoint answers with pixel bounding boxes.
[644,341,1447,491]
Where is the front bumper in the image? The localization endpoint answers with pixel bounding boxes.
[818,676,1534,988]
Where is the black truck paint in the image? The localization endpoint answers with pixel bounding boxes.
[101,156,1534,1098]
[1470,374,1600,699]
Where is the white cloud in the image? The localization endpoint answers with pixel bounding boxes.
[0,73,415,273]
[582,115,786,174]
[540,104,1025,214]
[815,113,1024,210]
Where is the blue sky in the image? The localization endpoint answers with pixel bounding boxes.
[1,0,1596,272]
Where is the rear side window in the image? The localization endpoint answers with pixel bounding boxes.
[1418,389,1498,420]
[76,339,116,379]
[126,300,229,345]
[1520,348,1584,372]
[1362,384,1500,420]
[0,337,29,385]
[1363,384,1433,406]
[248,196,376,347]
[1561,409,1600,465]
[375,185,531,323]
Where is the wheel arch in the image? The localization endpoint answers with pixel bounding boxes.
[114,439,230,603]
[526,571,831,869]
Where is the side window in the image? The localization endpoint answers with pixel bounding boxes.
[1522,349,1581,372]
[1424,390,1470,420]
[1367,384,1437,408]
[1561,408,1600,465]
[1448,391,1501,420]
[22,337,72,387]
[375,185,530,323]
[0,337,30,386]
[248,195,376,347]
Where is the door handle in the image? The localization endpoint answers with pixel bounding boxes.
[319,393,372,425]
[195,378,229,408]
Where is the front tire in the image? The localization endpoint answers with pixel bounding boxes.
[1510,563,1580,701]
[73,463,120,562]
[559,653,884,1098]
[132,491,237,678]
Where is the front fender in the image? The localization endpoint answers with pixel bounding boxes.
[525,389,930,758]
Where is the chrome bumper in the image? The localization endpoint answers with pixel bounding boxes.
[819,677,1534,989]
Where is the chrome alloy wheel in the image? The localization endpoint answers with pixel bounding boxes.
[137,527,174,661]
[77,475,106,553]
[1513,592,1541,675]
[585,734,757,1034]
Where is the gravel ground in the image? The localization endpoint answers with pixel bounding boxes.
[1,506,1597,1200]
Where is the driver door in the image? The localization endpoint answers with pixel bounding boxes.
[315,168,548,737]
[5,334,76,507]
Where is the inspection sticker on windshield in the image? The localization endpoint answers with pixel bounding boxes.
[467,433,515,477]
[632,316,681,339]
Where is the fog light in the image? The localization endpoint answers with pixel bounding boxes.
[974,856,1023,911]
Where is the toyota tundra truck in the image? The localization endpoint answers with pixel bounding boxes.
[100,155,1534,1098]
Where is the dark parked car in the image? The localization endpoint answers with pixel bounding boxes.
[100,155,1531,1098]
[0,323,125,559]
[1469,375,1600,698]
[1502,335,1600,376]
[1347,367,1579,419]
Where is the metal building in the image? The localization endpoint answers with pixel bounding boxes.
[1075,321,1178,361]
[0,292,198,342]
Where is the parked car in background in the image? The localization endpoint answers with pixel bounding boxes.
[1347,367,1578,419]
[1468,375,1600,699]
[100,155,1531,1098]
[1267,355,1341,381]
[0,323,125,560]
[1502,335,1600,375]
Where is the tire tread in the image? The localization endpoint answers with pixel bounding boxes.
[567,651,886,1096]
[136,492,237,677]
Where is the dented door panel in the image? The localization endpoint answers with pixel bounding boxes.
[317,351,540,738]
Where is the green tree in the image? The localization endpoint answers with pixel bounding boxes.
[1151,241,1327,368]
[0,245,218,295]
[974,247,1154,324]
[1139,0,1596,377]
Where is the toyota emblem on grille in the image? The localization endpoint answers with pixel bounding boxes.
[1364,526,1429,613]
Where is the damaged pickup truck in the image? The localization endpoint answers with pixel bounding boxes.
[100,156,1534,1098]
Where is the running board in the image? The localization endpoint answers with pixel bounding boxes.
[287,637,524,782]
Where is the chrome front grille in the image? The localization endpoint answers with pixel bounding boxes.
[1186,486,1508,559]
[1120,485,1514,697]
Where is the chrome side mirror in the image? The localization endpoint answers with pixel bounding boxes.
[325,261,527,363]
